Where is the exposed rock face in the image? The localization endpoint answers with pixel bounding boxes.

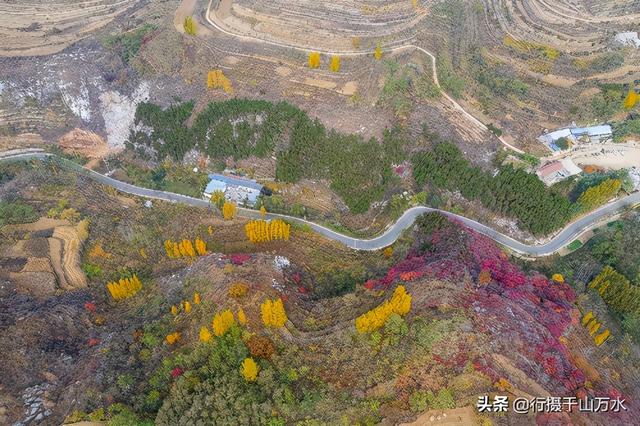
[99,82,150,151]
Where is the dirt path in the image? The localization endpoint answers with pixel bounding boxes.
[200,0,524,154]
[173,0,197,33]
[174,0,212,35]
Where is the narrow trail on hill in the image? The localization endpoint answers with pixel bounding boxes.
[200,0,524,154]
[3,150,639,256]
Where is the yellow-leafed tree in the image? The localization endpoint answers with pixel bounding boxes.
[171,305,178,316]
[89,244,110,259]
[106,274,143,300]
[184,16,197,35]
[389,285,412,315]
[207,70,234,94]
[166,332,181,345]
[260,205,267,219]
[199,326,212,343]
[329,56,341,72]
[577,178,621,211]
[212,309,236,336]
[374,44,383,60]
[261,298,288,327]
[581,311,612,346]
[210,190,225,207]
[551,273,564,283]
[624,89,638,110]
[165,238,207,259]
[182,239,196,257]
[245,219,291,243]
[594,329,610,346]
[241,357,259,382]
[229,282,249,298]
[194,237,207,256]
[222,201,237,220]
[308,52,321,69]
[184,301,192,314]
[355,285,412,333]
[238,308,247,325]
[177,241,187,257]
[194,292,201,305]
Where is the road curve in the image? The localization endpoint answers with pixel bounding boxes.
[201,0,524,154]
[2,151,638,256]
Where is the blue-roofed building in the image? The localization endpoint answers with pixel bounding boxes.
[538,124,613,153]
[203,173,264,206]
[570,125,612,142]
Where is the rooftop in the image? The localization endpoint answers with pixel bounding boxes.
[206,173,263,191]
[537,159,582,185]
[537,161,565,178]
[571,125,612,137]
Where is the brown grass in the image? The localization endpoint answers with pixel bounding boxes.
[0,1,142,57]
[20,257,53,274]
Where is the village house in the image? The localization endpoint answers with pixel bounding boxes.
[538,125,613,153]
[536,159,582,186]
[203,173,265,206]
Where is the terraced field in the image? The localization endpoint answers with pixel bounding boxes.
[1,217,88,297]
[483,0,640,55]
[210,0,427,51]
[0,0,142,57]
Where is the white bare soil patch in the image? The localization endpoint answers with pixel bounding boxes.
[565,142,640,170]
[99,82,150,151]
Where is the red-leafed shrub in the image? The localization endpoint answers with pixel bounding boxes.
[399,271,422,281]
[230,253,251,265]
[354,214,585,395]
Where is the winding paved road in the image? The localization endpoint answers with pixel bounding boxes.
[2,150,638,256]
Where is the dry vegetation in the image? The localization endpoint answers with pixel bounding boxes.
[0,0,144,57]
[1,159,639,425]
[210,0,426,51]
[2,216,88,297]
[2,1,640,424]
